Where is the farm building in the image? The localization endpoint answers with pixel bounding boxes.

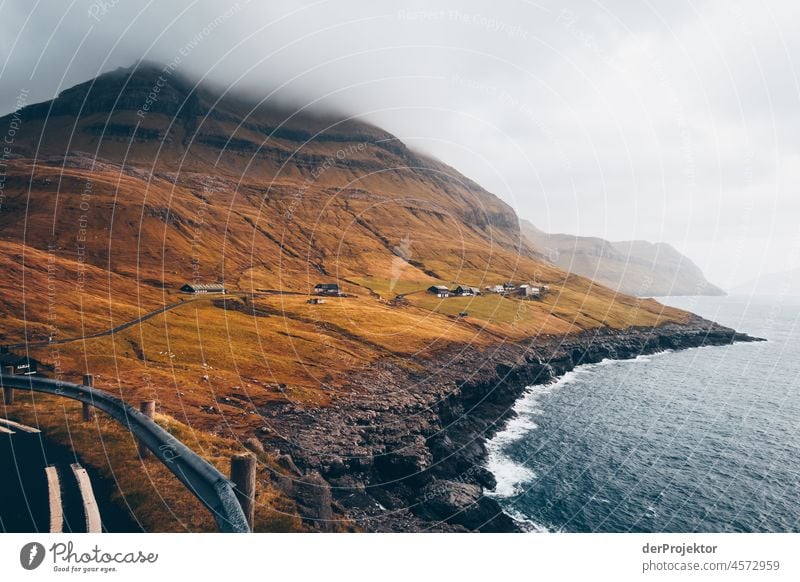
[427,285,450,298]
[314,283,341,296]
[180,283,227,294]
[485,285,505,294]
[307,297,326,305]
[517,284,541,297]
[0,351,38,375]
[452,285,480,296]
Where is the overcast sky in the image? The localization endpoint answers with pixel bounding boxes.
[2,0,798,289]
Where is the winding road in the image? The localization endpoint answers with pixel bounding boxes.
[5,290,287,349]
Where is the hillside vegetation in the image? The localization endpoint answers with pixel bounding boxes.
[0,63,693,529]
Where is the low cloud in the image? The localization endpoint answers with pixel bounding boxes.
[1,0,798,287]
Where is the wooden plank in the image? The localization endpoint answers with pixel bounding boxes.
[70,463,102,533]
[45,466,63,533]
[0,418,41,433]
[0,426,14,434]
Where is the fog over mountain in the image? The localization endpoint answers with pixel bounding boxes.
[520,220,725,297]
[2,0,798,290]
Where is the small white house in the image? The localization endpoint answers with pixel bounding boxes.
[428,285,450,298]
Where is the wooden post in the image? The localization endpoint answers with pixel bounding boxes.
[82,374,95,421]
[2,365,14,405]
[230,452,256,531]
[138,400,156,459]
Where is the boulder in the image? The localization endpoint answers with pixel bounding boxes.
[293,472,335,531]
[416,479,517,532]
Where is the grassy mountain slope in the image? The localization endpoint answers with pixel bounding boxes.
[0,63,695,528]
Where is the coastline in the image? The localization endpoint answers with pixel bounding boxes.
[260,317,762,532]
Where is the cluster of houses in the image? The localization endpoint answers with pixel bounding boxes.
[428,281,550,299]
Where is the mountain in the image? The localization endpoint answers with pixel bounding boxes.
[0,63,711,531]
[520,220,725,297]
[0,63,689,349]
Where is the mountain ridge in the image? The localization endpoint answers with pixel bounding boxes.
[519,219,725,297]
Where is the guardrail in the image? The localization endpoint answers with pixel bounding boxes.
[0,373,250,533]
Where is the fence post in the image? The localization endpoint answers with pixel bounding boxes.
[138,400,156,458]
[230,453,256,531]
[2,365,14,404]
[82,374,95,421]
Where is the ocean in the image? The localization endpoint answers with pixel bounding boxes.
[486,294,800,532]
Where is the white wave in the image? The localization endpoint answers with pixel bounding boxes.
[501,506,550,533]
[485,350,678,501]
[485,451,535,498]
[485,374,577,498]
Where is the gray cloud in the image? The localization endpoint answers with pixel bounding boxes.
[1,0,798,288]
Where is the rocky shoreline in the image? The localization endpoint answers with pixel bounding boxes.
[258,317,762,532]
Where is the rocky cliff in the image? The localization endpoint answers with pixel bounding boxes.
[261,317,759,532]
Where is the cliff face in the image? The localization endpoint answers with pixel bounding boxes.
[263,316,758,532]
[520,220,726,297]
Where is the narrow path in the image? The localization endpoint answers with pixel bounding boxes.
[7,292,261,349]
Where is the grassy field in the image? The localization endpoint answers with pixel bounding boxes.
[346,276,442,299]
[23,279,690,423]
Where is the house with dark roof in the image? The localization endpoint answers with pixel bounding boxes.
[452,285,480,296]
[180,283,227,294]
[314,283,341,296]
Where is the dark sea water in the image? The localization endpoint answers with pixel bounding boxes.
[486,294,800,532]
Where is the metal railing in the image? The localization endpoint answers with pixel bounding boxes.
[0,373,250,533]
